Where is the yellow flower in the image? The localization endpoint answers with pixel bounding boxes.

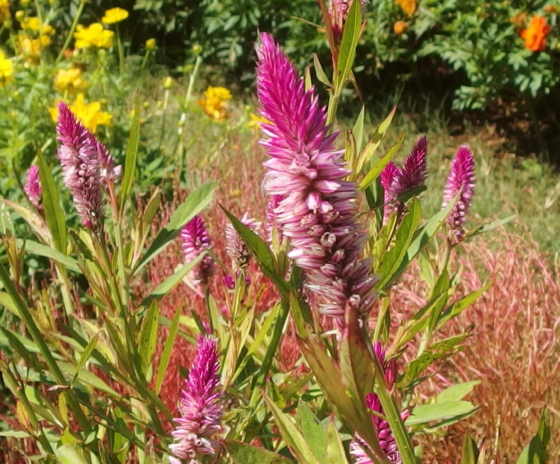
[102,7,128,25]
[20,16,41,30]
[49,94,112,133]
[162,76,173,89]
[40,35,51,47]
[74,23,114,49]
[17,34,41,63]
[198,86,232,122]
[54,67,88,94]
[146,38,156,50]
[41,24,55,36]
[0,49,13,86]
[396,0,416,17]
[247,112,270,130]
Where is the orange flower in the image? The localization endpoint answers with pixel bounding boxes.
[393,20,408,35]
[521,15,551,52]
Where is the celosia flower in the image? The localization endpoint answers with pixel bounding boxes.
[169,336,223,464]
[329,0,369,43]
[442,145,475,240]
[395,0,416,17]
[56,102,104,230]
[256,33,377,319]
[198,86,232,122]
[54,68,88,94]
[181,215,216,286]
[521,15,551,52]
[381,136,428,216]
[350,343,402,464]
[266,194,284,244]
[225,213,261,270]
[102,7,129,25]
[49,94,112,134]
[24,165,42,209]
[0,49,12,86]
[74,23,114,49]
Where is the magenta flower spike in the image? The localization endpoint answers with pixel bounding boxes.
[181,215,216,286]
[24,165,42,209]
[56,102,104,231]
[350,343,402,464]
[169,336,223,464]
[256,33,377,319]
[381,136,428,215]
[442,145,475,240]
[225,212,261,270]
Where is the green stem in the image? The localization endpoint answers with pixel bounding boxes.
[56,0,86,64]
[117,24,124,76]
[373,353,417,464]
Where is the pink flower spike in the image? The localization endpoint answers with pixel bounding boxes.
[256,33,377,320]
[169,336,223,463]
[24,165,42,209]
[56,102,104,231]
[442,145,476,240]
[395,136,428,195]
[181,215,216,286]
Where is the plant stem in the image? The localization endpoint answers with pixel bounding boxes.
[56,0,86,64]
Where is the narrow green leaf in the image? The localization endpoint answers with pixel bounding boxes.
[225,439,293,464]
[37,150,67,253]
[262,391,322,464]
[119,95,141,214]
[359,134,404,190]
[326,416,349,464]
[0,291,17,316]
[313,54,332,87]
[406,401,476,426]
[336,0,362,90]
[356,106,397,175]
[436,381,480,404]
[465,214,516,239]
[298,402,327,461]
[140,253,203,308]
[377,198,422,290]
[352,106,366,154]
[72,333,99,384]
[139,300,159,377]
[437,283,490,329]
[155,305,181,394]
[461,433,479,464]
[134,182,216,274]
[15,239,81,273]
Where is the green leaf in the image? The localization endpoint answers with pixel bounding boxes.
[139,253,204,308]
[313,54,331,87]
[15,239,81,273]
[262,391,321,464]
[133,182,216,274]
[155,305,181,395]
[298,402,327,462]
[461,433,479,464]
[225,440,293,464]
[138,300,159,378]
[326,416,349,464]
[336,0,362,91]
[465,214,516,239]
[352,106,366,155]
[37,150,67,253]
[517,408,550,464]
[359,133,403,190]
[356,106,397,175]
[377,198,422,290]
[119,95,141,215]
[406,401,476,426]
[436,381,480,404]
[72,333,99,385]
[437,283,490,329]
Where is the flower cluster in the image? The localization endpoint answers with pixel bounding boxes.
[520,15,551,52]
[49,94,112,134]
[256,33,377,319]
[74,23,114,49]
[442,145,476,240]
[181,215,216,286]
[381,136,428,217]
[24,165,42,209]
[169,336,223,464]
[198,86,232,122]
